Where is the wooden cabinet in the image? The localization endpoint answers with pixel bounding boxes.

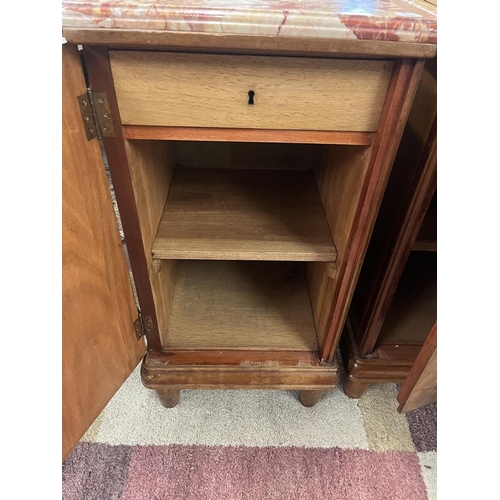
[341,58,437,406]
[62,25,435,457]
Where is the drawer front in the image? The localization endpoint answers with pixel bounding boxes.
[110,51,393,132]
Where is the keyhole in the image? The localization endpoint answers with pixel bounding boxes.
[248,90,255,105]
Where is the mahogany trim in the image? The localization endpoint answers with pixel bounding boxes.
[64,28,437,59]
[83,46,162,351]
[341,319,415,383]
[122,126,375,145]
[147,350,323,367]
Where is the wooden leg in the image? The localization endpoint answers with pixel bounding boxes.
[299,390,325,407]
[343,377,370,399]
[156,389,180,408]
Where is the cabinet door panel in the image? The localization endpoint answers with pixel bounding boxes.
[397,322,437,413]
[62,44,145,460]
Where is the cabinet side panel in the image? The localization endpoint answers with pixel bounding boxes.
[124,140,177,345]
[319,59,425,361]
[306,261,329,342]
[311,146,371,347]
[62,44,145,460]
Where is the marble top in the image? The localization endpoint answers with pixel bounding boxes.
[62,0,437,44]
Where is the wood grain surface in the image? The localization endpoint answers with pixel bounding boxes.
[320,59,425,362]
[110,51,393,131]
[64,28,437,59]
[163,261,319,351]
[152,168,337,261]
[142,350,340,390]
[173,142,317,170]
[397,322,437,413]
[122,126,374,145]
[62,44,144,460]
[313,145,372,347]
[124,139,178,342]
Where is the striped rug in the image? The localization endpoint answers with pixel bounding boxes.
[63,365,436,499]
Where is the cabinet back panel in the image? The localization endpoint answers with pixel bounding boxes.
[164,261,319,351]
[174,142,318,170]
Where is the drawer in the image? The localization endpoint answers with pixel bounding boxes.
[109,51,393,132]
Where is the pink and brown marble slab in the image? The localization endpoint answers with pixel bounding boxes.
[62,0,437,44]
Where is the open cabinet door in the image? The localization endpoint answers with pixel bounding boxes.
[397,322,437,413]
[62,44,146,460]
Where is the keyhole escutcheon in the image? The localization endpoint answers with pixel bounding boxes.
[248,90,255,105]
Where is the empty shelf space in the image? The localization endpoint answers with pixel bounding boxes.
[414,191,437,251]
[152,168,337,261]
[163,260,319,351]
[377,252,436,346]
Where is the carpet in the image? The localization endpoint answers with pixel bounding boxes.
[63,364,437,499]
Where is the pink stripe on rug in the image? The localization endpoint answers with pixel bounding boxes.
[123,445,427,500]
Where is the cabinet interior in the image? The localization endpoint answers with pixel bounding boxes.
[375,251,437,348]
[414,191,437,252]
[124,139,372,357]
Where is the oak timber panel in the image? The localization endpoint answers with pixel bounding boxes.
[110,51,393,131]
[306,261,331,340]
[152,168,337,261]
[62,45,144,460]
[124,140,178,344]
[164,261,319,351]
[397,322,437,413]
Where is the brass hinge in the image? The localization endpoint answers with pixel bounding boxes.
[77,92,98,141]
[77,90,115,141]
[133,313,154,340]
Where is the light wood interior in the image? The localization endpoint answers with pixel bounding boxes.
[124,140,178,338]
[397,322,437,413]
[110,51,393,132]
[163,260,318,351]
[153,167,337,261]
[377,252,436,346]
[125,139,373,352]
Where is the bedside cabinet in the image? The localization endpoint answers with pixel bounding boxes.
[62,0,437,459]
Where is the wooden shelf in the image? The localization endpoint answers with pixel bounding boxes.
[163,261,319,351]
[152,168,337,261]
[413,191,436,251]
[376,252,436,346]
